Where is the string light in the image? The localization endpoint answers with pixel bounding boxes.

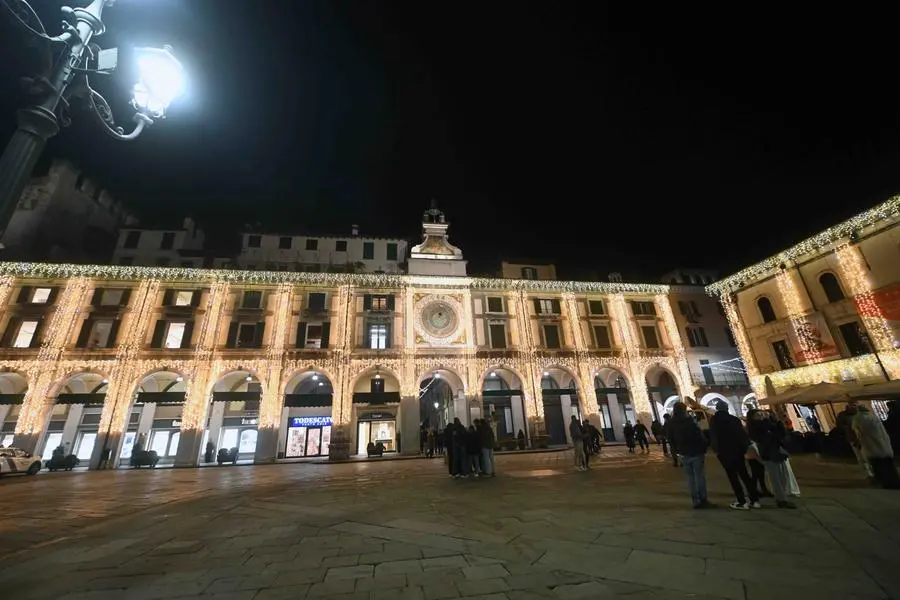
[721,295,760,378]
[707,195,900,295]
[775,269,825,365]
[835,244,895,353]
[654,294,694,396]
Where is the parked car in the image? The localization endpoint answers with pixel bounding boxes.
[0,447,43,476]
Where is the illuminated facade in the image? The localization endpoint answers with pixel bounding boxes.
[0,208,711,468]
[707,196,900,427]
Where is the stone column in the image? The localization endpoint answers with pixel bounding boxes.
[399,395,420,456]
[254,373,285,465]
[61,404,82,455]
[627,362,655,427]
[605,392,625,440]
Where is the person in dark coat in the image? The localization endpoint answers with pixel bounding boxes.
[709,401,759,509]
[466,424,482,476]
[634,421,651,452]
[663,413,678,466]
[444,422,456,476]
[884,400,900,456]
[623,421,636,453]
[669,401,711,508]
[748,410,796,509]
[452,418,469,478]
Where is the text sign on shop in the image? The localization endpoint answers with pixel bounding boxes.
[171,420,181,428]
[358,412,392,421]
[152,419,182,429]
[241,418,258,426]
[289,416,332,428]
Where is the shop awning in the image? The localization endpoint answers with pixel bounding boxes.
[0,394,24,405]
[56,393,106,405]
[137,391,186,405]
[540,388,578,396]
[212,391,261,403]
[482,389,523,397]
[353,392,401,405]
[284,393,333,408]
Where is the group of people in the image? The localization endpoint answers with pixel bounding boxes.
[438,417,497,478]
[569,416,603,470]
[668,400,804,509]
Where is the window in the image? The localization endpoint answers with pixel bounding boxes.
[839,322,870,356]
[242,290,262,309]
[88,320,115,347]
[371,296,388,311]
[306,239,318,251]
[386,243,398,261]
[725,328,736,347]
[31,288,52,304]
[279,236,292,249]
[593,324,611,348]
[486,297,504,313]
[165,322,187,348]
[685,326,709,347]
[363,242,374,260]
[124,231,141,249]
[757,297,777,323]
[247,235,261,248]
[368,323,388,349]
[588,300,604,315]
[305,323,324,348]
[535,298,560,315]
[160,232,175,250]
[308,292,326,311]
[630,301,656,316]
[819,272,845,303]
[521,267,537,280]
[641,325,660,349]
[173,291,193,306]
[772,339,794,370]
[489,322,507,349]
[700,359,715,385]
[678,300,701,319]
[543,324,561,349]
[336,240,347,252]
[237,323,257,347]
[370,377,385,393]
[13,320,39,348]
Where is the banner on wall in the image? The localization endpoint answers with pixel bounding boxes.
[787,312,841,365]
[855,283,900,342]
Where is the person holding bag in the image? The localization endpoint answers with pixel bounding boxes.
[748,409,797,509]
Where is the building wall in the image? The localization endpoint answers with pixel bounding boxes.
[112,218,206,267]
[238,233,407,274]
[0,264,703,468]
[709,196,900,428]
[501,262,557,280]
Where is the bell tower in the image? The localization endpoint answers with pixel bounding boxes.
[407,199,467,277]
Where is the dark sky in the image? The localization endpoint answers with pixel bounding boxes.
[2,2,900,279]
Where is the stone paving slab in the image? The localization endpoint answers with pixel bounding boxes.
[0,447,898,599]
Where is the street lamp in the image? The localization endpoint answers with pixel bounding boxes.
[0,0,185,239]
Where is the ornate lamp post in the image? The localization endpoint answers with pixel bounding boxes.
[0,0,185,239]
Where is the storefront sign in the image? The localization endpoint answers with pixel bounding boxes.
[222,417,259,427]
[289,416,332,428]
[358,411,394,421]
[241,418,258,426]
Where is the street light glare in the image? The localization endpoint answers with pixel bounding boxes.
[132,45,185,118]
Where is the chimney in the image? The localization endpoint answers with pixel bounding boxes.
[351,224,359,236]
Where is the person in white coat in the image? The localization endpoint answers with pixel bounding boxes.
[852,405,900,490]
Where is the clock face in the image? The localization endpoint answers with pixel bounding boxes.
[415,294,464,345]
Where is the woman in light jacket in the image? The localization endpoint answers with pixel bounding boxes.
[853,405,900,490]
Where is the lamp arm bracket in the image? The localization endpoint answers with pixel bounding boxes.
[87,83,152,141]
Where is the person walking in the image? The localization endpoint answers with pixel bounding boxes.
[581,419,593,469]
[709,401,760,509]
[748,410,796,508]
[569,415,586,471]
[836,401,874,481]
[669,401,711,508]
[651,419,663,445]
[853,404,900,489]
[663,413,678,466]
[634,421,651,453]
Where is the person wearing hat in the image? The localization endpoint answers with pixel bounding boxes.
[709,400,760,509]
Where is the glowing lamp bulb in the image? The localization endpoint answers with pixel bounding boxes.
[132,45,185,119]
[245,375,252,382]
[312,374,319,381]
[433,402,439,409]
[318,381,324,387]
[490,371,496,377]
[175,376,184,382]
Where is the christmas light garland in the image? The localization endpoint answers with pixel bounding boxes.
[707,195,900,295]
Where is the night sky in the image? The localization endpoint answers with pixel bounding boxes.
[2,2,900,280]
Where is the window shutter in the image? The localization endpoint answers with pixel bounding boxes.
[532,298,541,313]
[16,287,31,304]
[46,288,59,305]
[30,318,45,348]
[551,299,561,314]
[162,289,174,306]
[119,288,131,307]
[363,294,372,310]
[685,327,693,347]
[1,317,21,346]
[690,301,700,316]
[106,320,121,348]
[384,322,391,349]
[296,321,308,347]
[91,288,103,306]
[387,295,395,311]
[678,301,688,315]
[254,322,266,348]
[321,322,331,347]
[191,289,203,307]
[226,322,239,348]
[181,320,194,349]
[151,320,167,348]
[76,319,94,348]
[699,327,708,346]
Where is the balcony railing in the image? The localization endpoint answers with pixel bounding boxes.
[692,372,750,387]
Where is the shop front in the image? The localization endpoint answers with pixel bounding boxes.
[285,416,332,458]
[220,416,259,457]
[0,398,23,447]
[357,411,397,455]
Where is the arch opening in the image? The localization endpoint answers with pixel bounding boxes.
[480,368,527,443]
[592,366,632,442]
[540,366,581,446]
[117,369,188,467]
[645,366,680,427]
[201,370,263,464]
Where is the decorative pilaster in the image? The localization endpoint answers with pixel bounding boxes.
[255,283,292,463]
[329,283,354,460]
[654,294,694,397]
[775,268,828,365]
[721,294,764,398]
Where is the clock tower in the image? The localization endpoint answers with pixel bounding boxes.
[407,200,467,277]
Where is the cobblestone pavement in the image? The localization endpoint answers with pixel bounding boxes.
[1,447,899,600]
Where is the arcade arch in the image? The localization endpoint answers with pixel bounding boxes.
[645,366,680,424]
[350,366,402,456]
[593,366,633,441]
[201,369,263,464]
[39,371,108,462]
[540,366,581,445]
[118,369,187,466]
[480,368,527,442]
[281,369,335,458]
[699,392,737,416]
